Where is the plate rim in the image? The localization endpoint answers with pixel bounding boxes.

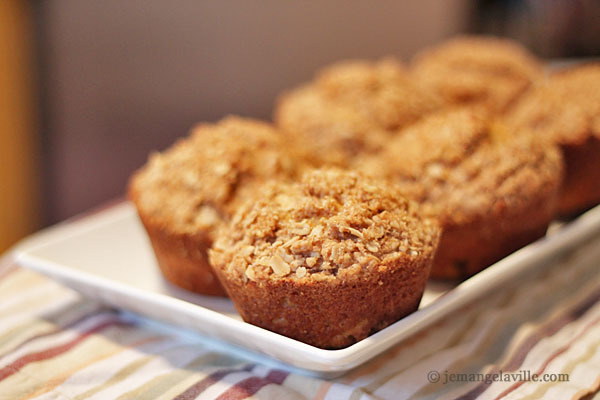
[11,202,600,373]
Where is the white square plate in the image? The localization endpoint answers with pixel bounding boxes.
[12,202,600,377]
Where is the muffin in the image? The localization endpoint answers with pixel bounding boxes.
[209,169,440,348]
[360,108,564,279]
[275,59,443,167]
[505,63,600,216]
[411,36,542,114]
[129,116,298,296]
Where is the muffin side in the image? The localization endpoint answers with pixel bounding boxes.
[130,187,222,295]
[210,169,440,348]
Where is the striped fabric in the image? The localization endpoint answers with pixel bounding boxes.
[1,235,600,399]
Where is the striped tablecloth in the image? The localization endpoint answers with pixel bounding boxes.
[1,233,600,400]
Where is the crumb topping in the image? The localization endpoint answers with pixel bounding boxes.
[130,116,297,233]
[275,86,388,167]
[275,58,443,167]
[506,63,600,145]
[315,59,443,130]
[210,169,440,283]
[359,108,563,226]
[411,36,542,113]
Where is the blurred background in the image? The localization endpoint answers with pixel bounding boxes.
[1,0,599,252]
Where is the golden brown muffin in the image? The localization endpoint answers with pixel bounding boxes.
[275,59,443,167]
[129,116,298,296]
[411,36,542,114]
[360,108,563,279]
[505,63,600,216]
[210,169,440,348]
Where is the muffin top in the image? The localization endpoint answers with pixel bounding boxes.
[314,59,443,130]
[360,108,563,227]
[275,85,389,167]
[210,169,440,284]
[275,58,443,167]
[411,36,542,113]
[505,63,600,146]
[129,116,297,235]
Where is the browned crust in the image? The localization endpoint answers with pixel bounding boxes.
[213,253,432,349]
[559,137,600,216]
[431,189,557,279]
[136,210,226,296]
[129,172,226,296]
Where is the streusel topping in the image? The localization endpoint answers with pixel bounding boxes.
[315,59,443,130]
[210,169,440,283]
[411,36,541,113]
[506,63,600,145]
[130,116,297,233]
[275,59,443,167]
[275,86,388,167]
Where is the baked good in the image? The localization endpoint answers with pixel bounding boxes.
[209,169,440,348]
[505,63,600,216]
[411,36,542,114]
[129,116,298,296]
[275,59,443,167]
[360,107,563,279]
